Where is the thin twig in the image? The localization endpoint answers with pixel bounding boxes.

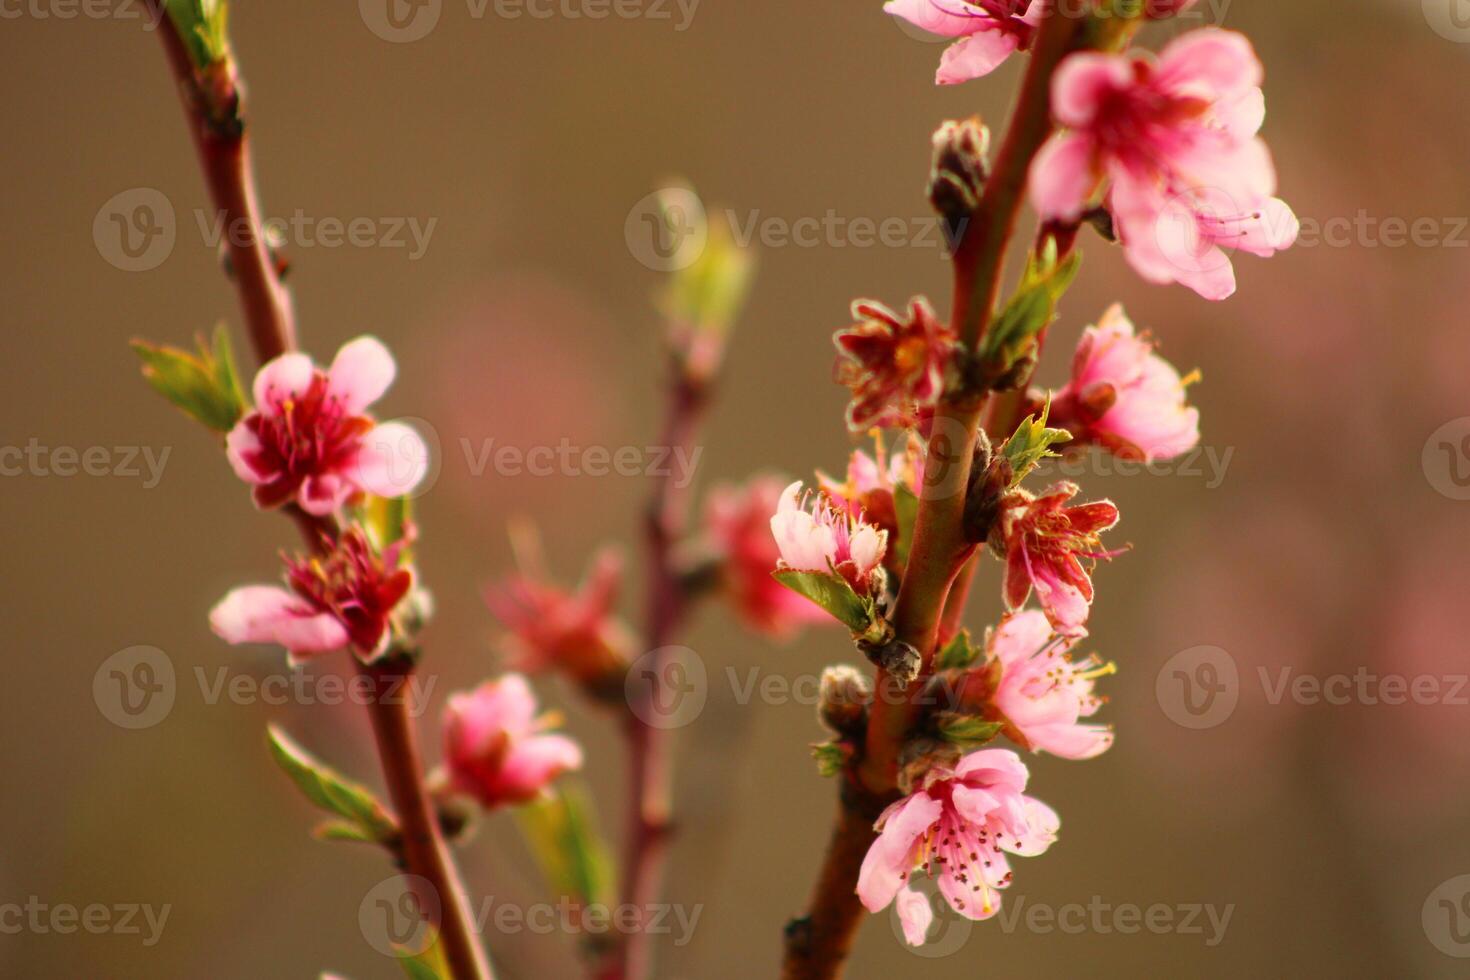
[145,6,490,976]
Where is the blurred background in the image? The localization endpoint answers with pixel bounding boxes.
[3,1,1469,976]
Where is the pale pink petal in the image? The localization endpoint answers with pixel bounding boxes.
[499,733,584,798]
[954,747,1029,787]
[895,885,935,945]
[209,585,348,656]
[936,29,1022,85]
[1051,53,1132,128]
[939,866,1002,920]
[1029,723,1114,760]
[298,473,353,516]
[989,610,1057,669]
[447,674,539,747]
[1004,796,1060,856]
[1029,132,1097,222]
[857,792,944,912]
[224,418,271,484]
[251,352,315,414]
[327,335,396,415]
[349,421,430,499]
[1156,28,1262,98]
[848,525,888,579]
[883,0,989,39]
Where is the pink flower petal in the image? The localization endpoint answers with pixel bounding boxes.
[224,418,272,485]
[209,585,348,657]
[883,0,989,39]
[1051,53,1132,128]
[350,421,430,499]
[251,352,315,414]
[1030,132,1097,222]
[895,885,936,945]
[857,792,944,913]
[328,335,396,415]
[936,28,1022,85]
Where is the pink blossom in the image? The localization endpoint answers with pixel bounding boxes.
[442,674,583,809]
[485,548,634,688]
[1049,304,1200,461]
[998,482,1119,636]
[885,0,1041,86]
[210,527,416,664]
[834,298,955,432]
[770,481,889,595]
[701,476,834,639]
[857,748,1058,939]
[226,336,429,515]
[1030,29,1298,300]
[988,610,1114,759]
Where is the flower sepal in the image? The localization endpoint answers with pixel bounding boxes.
[771,568,890,644]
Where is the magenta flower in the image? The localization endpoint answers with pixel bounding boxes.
[834,298,955,432]
[770,481,889,595]
[702,476,834,639]
[1050,304,1201,461]
[210,527,416,664]
[484,549,635,688]
[998,482,1120,636]
[1030,29,1298,300]
[857,748,1059,941]
[226,336,429,515]
[988,610,1114,760]
[885,0,1040,86]
[442,674,583,809]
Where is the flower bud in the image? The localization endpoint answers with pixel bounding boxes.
[928,116,991,238]
[817,665,873,736]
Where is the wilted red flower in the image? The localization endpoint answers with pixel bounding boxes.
[834,298,955,432]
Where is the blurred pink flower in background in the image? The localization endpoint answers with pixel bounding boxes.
[1049,304,1201,462]
[423,276,627,525]
[701,476,834,639]
[1031,29,1297,299]
[442,674,583,809]
[857,748,1058,942]
[484,547,634,689]
[226,336,428,514]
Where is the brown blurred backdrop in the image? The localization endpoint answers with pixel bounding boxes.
[3,1,1470,977]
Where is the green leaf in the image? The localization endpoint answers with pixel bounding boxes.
[396,934,451,980]
[998,400,1072,488]
[267,726,397,845]
[312,820,381,846]
[976,240,1082,384]
[936,715,1004,749]
[659,196,756,337]
[935,629,981,671]
[163,0,230,67]
[514,782,614,906]
[771,569,874,634]
[362,494,413,551]
[131,324,246,432]
[811,741,849,778]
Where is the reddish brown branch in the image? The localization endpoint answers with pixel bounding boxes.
[599,373,709,980]
[146,7,489,977]
[782,9,1090,977]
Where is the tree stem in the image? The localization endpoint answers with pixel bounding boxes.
[599,373,708,980]
[781,9,1088,975]
[147,7,490,976]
